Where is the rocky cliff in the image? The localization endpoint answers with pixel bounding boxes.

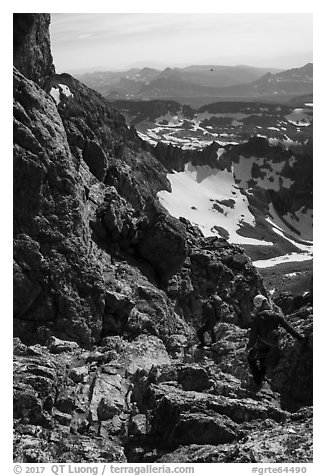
[13,14,55,89]
[13,14,313,463]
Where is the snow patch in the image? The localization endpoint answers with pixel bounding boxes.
[137,132,157,146]
[269,203,313,242]
[50,87,60,105]
[283,207,313,241]
[50,84,73,105]
[59,84,73,99]
[217,148,226,160]
[285,108,311,127]
[285,272,299,278]
[253,252,312,268]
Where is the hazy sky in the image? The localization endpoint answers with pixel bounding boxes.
[50,13,313,73]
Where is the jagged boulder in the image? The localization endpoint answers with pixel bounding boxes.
[145,385,241,447]
[129,378,289,452]
[128,414,148,438]
[157,409,313,463]
[102,290,135,336]
[90,373,128,423]
[168,412,240,446]
[138,211,188,282]
[166,237,266,329]
[157,363,212,392]
[48,336,79,354]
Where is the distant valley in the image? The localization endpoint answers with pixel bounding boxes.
[77,63,313,107]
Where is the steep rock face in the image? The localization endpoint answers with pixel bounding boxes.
[13,68,105,346]
[13,14,55,89]
[51,73,170,206]
[13,65,189,344]
[49,73,187,283]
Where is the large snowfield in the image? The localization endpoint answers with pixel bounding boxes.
[158,163,273,245]
[158,162,313,267]
[253,252,312,268]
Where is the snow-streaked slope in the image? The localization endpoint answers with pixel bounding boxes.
[234,156,293,191]
[157,163,273,245]
[157,161,312,267]
[253,252,312,268]
[283,208,313,241]
[269,203,313,242]
[252,205,313,268]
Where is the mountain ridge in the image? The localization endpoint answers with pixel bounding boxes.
[77,63,312,105]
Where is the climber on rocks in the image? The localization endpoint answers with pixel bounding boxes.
[246,294,306,386]
[197,295,222,348]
